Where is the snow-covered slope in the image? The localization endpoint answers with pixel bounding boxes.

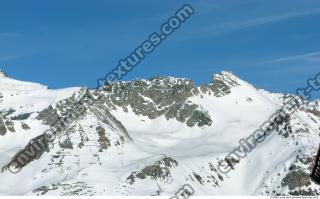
[0,71,319,196]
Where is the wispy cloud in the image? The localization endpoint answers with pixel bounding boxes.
[197,9,320,35]
[0,51,35,63]
[182,0,320,39]
[215,9,320,34]
[264,51,320,64]
[0,32,21,38]
[0,55,23,62]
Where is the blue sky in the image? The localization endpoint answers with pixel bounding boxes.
[0,0,320,99]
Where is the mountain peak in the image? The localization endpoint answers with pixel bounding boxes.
[1,69,320,196]
[212,70,242,84]
[0,69,8,78]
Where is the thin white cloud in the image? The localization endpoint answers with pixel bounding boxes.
[0,51,35,63]
[0,55,21,62]
[265,51,320,64]
[0,32,21,38]
[196,9,320,36]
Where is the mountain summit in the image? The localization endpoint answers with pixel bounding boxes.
[0,71,319,196]
[0,69,7,77]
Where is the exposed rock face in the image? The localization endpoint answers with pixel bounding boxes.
[282,170,311,190]
[11,113,32,120]
[21,122,31,130]
[193,172,204,185]
[99,76,213,127]
[0,115,15,135]
[96,126,111,152]
[5,120,15,132]
[0,93,3,103]
[37,88,131,140]
[289,188,319,196]
[59,135,73,149]
[0,117,6,135]
[0,108,16,117]
[209,71,240,97]
[35,72,241,134]
[33,182,95,196]
[307,109,320,118]
[311,145,320,184]
[126,157,178,184]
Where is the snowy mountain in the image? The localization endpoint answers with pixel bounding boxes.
[0,71,319,196]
